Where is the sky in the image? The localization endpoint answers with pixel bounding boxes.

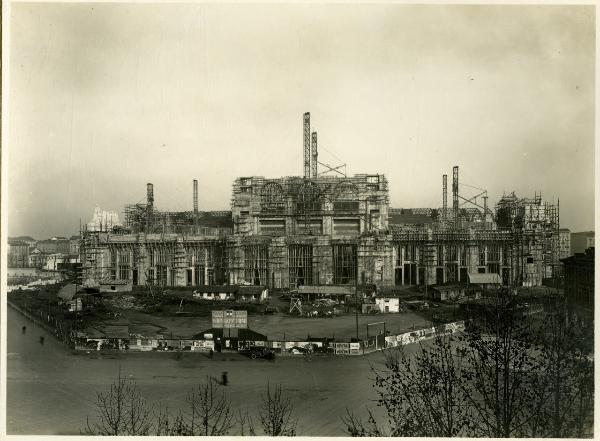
[7,3,595,238]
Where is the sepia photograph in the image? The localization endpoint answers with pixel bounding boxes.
[2,2,595,437]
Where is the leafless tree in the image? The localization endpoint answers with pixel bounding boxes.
[344,288,594,438]
[258,383,297,436]
[525,298,594,437]
[458,289,539,437]
[183,377,234,436]
[342,333,472,437]
[342,408,383,437]
[155,407,189,436]
[236,409,256,436]
[84,369,153,435]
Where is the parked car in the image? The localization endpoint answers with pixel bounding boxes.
[289,346,309,355]
[242,346,275,360]
[314,345,334,354]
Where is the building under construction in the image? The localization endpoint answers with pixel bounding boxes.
[80,113,561,290]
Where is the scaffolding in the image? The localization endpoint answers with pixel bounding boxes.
[332,244,357,285]
[79,114,562,291]
[289,244,313,288]
[495,191,560,286]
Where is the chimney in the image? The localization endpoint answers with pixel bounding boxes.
[311,132,318,178]
[147,183,154,210]
[146,183,154,230]
[483,195,488,228]
[442,174,447,223]
[193,179,198,215]
[452,166,459,226]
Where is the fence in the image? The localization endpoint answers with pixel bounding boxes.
[332,342,361,355]
[10,299,465,357]
[8,299,74,345]
[385,321,465,348]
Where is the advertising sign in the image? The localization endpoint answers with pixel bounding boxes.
[212,310,248,329]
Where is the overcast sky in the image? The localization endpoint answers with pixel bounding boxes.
[7,3,595,238]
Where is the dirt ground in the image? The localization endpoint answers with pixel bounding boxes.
[105,307,434,340]
[7,307,420,436]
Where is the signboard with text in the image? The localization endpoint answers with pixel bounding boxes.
[212,310,248,329]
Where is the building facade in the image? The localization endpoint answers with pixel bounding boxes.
[37,238,71,254]
[81,175,561,290]
[8,241,29,268]
[558,228,571,259]
[28,248,50,269]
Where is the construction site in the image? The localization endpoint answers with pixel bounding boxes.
[80,112,561,292]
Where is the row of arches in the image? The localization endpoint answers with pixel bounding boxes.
[260,180,360,209]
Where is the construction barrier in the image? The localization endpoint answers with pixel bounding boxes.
[385,321,465,348]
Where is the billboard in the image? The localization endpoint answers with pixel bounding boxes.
[212,310,248,329]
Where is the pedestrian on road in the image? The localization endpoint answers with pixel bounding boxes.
[208,349,214,359]
[22,326,27,334]
[221,371,228,386]
[39,336,45,345]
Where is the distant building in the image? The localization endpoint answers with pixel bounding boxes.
[69,235,80,254]
[28,248,50,269]
[37,238,70,254]
[558,228,571,259]
[8,241,29,267]
[561,247,594,311]
[375,296,400,313]
[191,285,269,302]
[571,231,594,255]
[9,236,37,249]
[432,285,467,301]
[87,206,121,232]
[193,285,237,301]
[432,284,482,301]
[44,253,69,271]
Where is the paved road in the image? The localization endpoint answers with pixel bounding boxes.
[7,306,408,436]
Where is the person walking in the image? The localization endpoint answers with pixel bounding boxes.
[22,326,27,334]
[221,371,228,386]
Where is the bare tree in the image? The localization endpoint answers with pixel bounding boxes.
[342,333,471,437]
[342,408,383,437]
[236,409,256,436]
[184,377,234,436]
[344,288,594,438]
[458,289,539,437]
[84,369,153,435]
[526,298,594,438]
[155,407,189,436]
[258,383,297,436]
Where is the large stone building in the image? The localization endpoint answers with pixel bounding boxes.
[80,176,560,290]
[37,237,71,254]
[80,114,561,290]
[8,240,29,268]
